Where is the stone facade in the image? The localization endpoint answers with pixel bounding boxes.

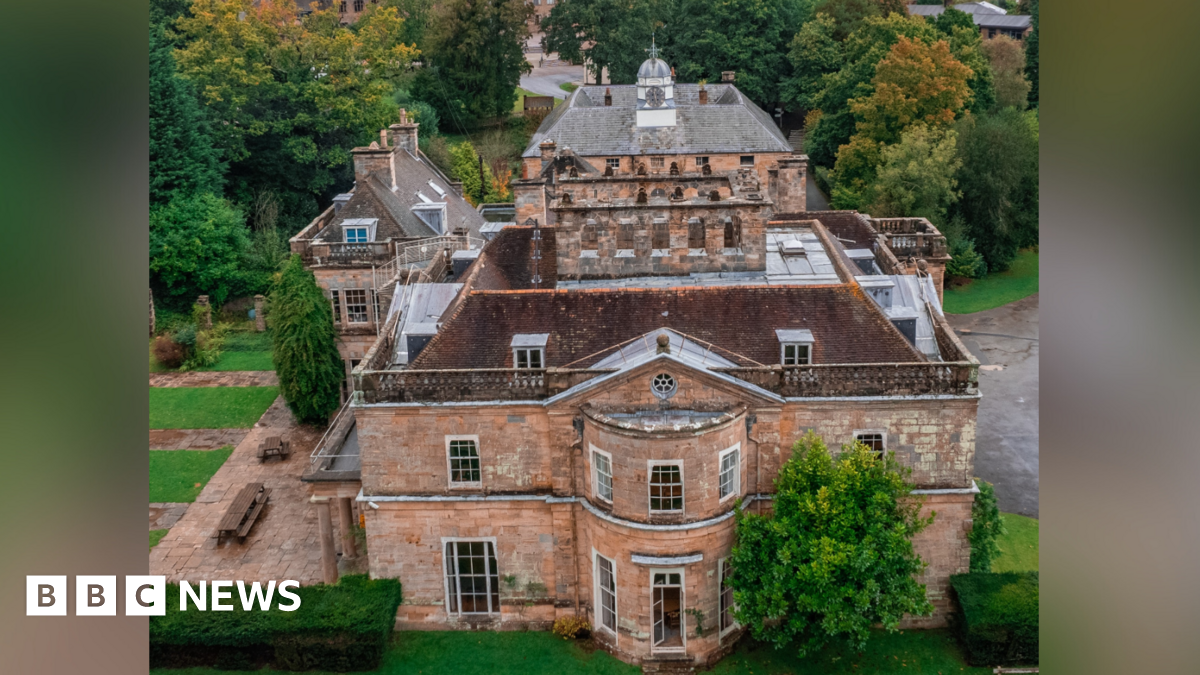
[355,358,978,666]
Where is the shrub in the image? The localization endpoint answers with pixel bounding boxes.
[153,335,187,369]
[149,574,403,672]
[551,615,591,640]
[969,478,1005,572]
[950,571,1038,666]
[270,256,344,424]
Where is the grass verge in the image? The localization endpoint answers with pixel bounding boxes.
[149,447,234,502]
[149,386,279,429]
[149,628,984,675]
[944,248,1039,314]
[560,82,579,94]
[993,512,1039,573]
[150,529,169,550]
[150,331,274,372]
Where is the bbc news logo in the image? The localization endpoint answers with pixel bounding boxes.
[26,576,301,616]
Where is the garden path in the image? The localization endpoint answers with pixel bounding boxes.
[149,397,331,583]
[149,371,279,388]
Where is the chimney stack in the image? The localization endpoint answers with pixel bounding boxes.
[539,139,557,164]
[352,138,397,188]
[699,87,708,105]
[389,107,419,154]
[604,87,612,106]
[721,71,735,83]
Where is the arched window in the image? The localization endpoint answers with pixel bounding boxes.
[652,219,670,250]
[723,216,741,250]
[617,220,635,251]
[688,218,705,249]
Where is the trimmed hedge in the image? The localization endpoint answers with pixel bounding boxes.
[950,571,1038,667]
[150,575,402,672]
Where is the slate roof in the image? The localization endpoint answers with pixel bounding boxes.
[315,149,486,242]
[907,3,1031,29]
[464,225,559,291]
[522,84,792,158]
[408,284,923,370]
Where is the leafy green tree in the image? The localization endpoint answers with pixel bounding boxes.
[729,432,934,655]
[150,23,223,207]
[151,0,192,28]
[150,193,250,309]
[412,0,533,127]
[943,215,987,279]
[938,24,995,115]
[813,0,878,41]
[982,34,1030,110]
[802,13,936,167]
[449,141,503,206]
[1024,0,1038,106]
[541,0,665,85]
[932,7,974,35]
[175,0,419,230]
[952,107,1038,271]
[781,14,843,111]
[969,479,1006,572]
[270,255,345,425]
[661,0,811,107]
[863,123,961,224]
[381,0,436,49]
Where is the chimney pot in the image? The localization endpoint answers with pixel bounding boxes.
[399,108,408,124]
[380,129,388,147]
[539,140,557,163]
[604,87,612,106]
[699,88,708,105]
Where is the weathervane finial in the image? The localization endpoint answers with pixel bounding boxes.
[647,32,659,60]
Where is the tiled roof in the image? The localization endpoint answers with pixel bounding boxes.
[522,84,792,158]
[466,225,559,291]
[409,284,922,370]
[317,150,485,242]
[800,210,879,249]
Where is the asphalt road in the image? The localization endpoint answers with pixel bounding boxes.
[948,294,1040,518]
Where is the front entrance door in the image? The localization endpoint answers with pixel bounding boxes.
[651,570,685,651]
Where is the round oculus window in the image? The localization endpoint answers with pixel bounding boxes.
[651,373,677,399]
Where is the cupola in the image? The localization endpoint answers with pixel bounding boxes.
[636,38,677,128]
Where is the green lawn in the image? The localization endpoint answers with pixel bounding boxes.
[150,529,169,550]
[560,82,579,94]
[149,386,279,429]
[149,447,234,502]
[150,628,985,675]
[943,248,1039,314]
[993,512,1039,573]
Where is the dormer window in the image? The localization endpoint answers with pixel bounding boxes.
[511,333,549,369]
[413,202,447,234]
[341,218,376,243]
[776,328,814,365]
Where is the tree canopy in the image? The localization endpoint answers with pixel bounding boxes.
[149,192,250,309]
[983,35,1031,111]
[729,432,934,655]
[270,255,346,425]
[174,0,419,230]
[150,22,223,207]
[862,123,961,224]
[541,0,664,85]
[1024,0,1038,107]
[411,0,533,127]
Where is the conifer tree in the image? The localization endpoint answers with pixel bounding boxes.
[149,23,223,206]
[270,256,345,425]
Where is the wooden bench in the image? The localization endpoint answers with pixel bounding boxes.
[214,483,270,543]
[257,436,292,462]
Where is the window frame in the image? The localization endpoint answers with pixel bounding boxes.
[739,155,754,167]
[650,157,665,168]
[344,226,370,243]
[853,430,887,459]
[718,558,738,637]
[513,347,544,369]
[593,551,618,638]
[649,567,687,652]
[343,288,369,324]
[781,342,811,365]
[330,289,342,325]
[647,460,685,514]
[591,445,614,504]
[445,435,482,488]
[606,158,621,170]
[442,537,500,615]
[694,156,709,167]
[717,444,741,503]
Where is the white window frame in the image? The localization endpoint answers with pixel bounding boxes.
[344,226,369,243]
[718,558,738,637]
[606,158,620,170]
[647,459,685,515]
[649,567,686,653]
[853,429,887,458]
[445,435,482,488]
[343,288,369,324]
[442,537,500,615]
[513,347,544,369]
[591,445,613,503]
[695,156,709,167]
[781,342,810,365]
[717,444,741,503]
[650,156,665,168]
[593,550,618,638]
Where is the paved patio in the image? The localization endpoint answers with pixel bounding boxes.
[150,428,249,450]
[149,397,350,583]
[149,371,279,388]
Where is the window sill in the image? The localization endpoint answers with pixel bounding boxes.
[687,248,707,257]
[580,250,599,258]
[615,249,635,258]
[448,483,483,490]
[651,249,670,257]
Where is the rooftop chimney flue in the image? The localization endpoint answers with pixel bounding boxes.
[604,87,612,106]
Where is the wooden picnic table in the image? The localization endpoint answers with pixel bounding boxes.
[214,482,270,543]
[257,435,291,462]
